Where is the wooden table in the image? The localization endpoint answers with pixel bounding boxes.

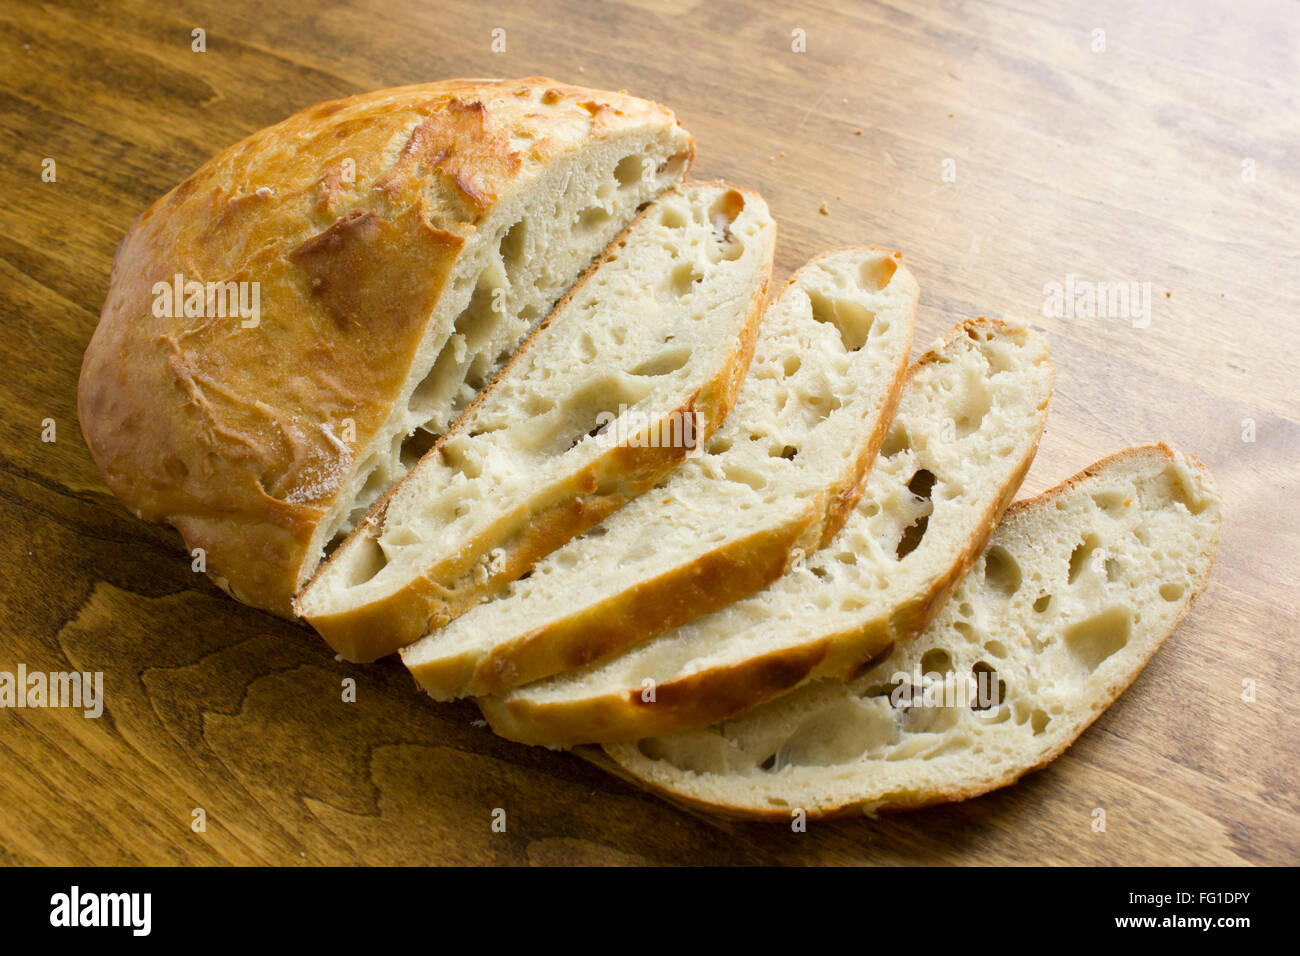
[1,0,1295,865]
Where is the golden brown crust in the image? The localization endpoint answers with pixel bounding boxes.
[298,182,772,660]
[594,443,1221,821]
[464,522,808,695]
[78,77,691,616]
[478,317,1051,746]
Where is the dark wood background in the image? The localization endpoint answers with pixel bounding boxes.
[1,0,1296,865]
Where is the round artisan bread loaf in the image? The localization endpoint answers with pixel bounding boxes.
[78,77,693,615]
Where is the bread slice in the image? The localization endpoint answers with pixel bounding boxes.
[297,182,777,661]
[401,247,918,699]
[480,319,1055,745]
[78,77,693,616]
[597,444,1223,819]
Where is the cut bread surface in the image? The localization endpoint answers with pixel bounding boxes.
[328,103,693,550]
[298,182,777,661]
[327,116,692,553]
[601,444,1223,819]
[401,246,918,699]
[480,318,1055,745]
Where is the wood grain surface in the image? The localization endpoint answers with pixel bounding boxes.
[1,0,1296,865]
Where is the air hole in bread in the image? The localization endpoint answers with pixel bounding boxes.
[705,435,732,455]
[409,337,465,422]
[880,425,910,458]
[669,262,703,296]
[499,218,528,268]
[400,428,439,470]
[896,469,937,559]
[1092,489,1125,512]
[343,535,388,587]
[707,190,745,261]
[1067,533,1102,584]
[658,150,690,178]
[517,378,649,457]
[577,206,611,231]
[1159,582,1184,601]
[984,639,1008,658]
[808,290,875,352]
[970,661,1006,711]
[628,347,691,377]
[920,648,953,676]
[525,393,557,417]
[440,438,485,479]
[343,456,394,532]
[860,255,898,292]
[983,545,1022,597]
[384,525,423,548]
[770,444,799,460]
[576,331,600,362]
[1165,465,1210,514]
[896,518,929,560]
[1030,708,1050,735]
[708,188,745,228]
[779,697,899,766]
[1105,557,1122,582]
[614,153,646,187]
[461,275,506,349]
[408,273,504,424]
[723,463,767,491]
[954,376,993,437]
[1032,593,1052,613]
[463,351,495,394]
[659,206,688,229]
[782,354,801,377]
[1064,605,1131,673]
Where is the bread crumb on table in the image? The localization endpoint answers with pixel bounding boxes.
[819,202,830,215]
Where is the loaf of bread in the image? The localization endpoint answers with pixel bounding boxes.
[78,77,693,616]
[76,73,1224,826]
[480,320,1054,745]
[401,246,917,698]
[297,182,777,661]
[597,444,1222,818]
